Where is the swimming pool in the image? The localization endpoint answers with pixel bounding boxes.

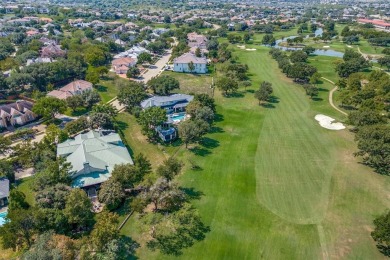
[0,211,7,226]
[168,112,186,122]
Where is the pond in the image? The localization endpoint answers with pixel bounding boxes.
[274,28,344,58]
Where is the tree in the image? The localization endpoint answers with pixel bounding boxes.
[193,93,216,112]
[81,90,101,108]
[254,81,273,105]
[290,50,308,63]
[163,15,171,23]
[188,61,195,72]
[148,75,180,95]
[111,163,145,189]
[309,72,322,85]
[378,56,390,70]
[43,124,68,144]
[156,157,182,180]
[215,77,239,96]
[147,178,186,211]
[310,23,318,33]
[137,52,152,64]
[303,84,319,99]
[302,46,315,55]
[195,47,201,57]
[8,190,29,211]
[89,112,114,129]
[117,81,147,112]
[84,45,109,67]
[0,135,11,155]
[206,39,219,51]
[66,95,84,111]
[92,103,118,118]
[134,153,152,176]
[243,33,251,43]
[85,66,100,85]
[64,189,93,231]
[262,34,276,46]
[90,211,120,252]
[138,107,167,140]
[98,180,125,210]
[372,210,390,256]
[32,160,72,191]
[147,203,209,255]
[22,231,62,260]
[0,209,37,249]
[64,116,89,135]
[35,184,71,210]
[126,66,140,78]
[32,97,67,119]
[354,124,390,175]
[0,160,14,182]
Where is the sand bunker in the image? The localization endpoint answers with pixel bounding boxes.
[315,114,345,130]
[237,45,246,49]
[246,48,256,51]
[323,46,330,48]
[347,45,352,48]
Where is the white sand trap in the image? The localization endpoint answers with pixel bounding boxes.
[347,45,352,48]
[237,45,245,49]
[323,46,330,48]
[246,48,256,51]
[315,114,345,130]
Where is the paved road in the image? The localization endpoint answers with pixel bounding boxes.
[321,77,348,116]
[136,49,173,83]
[110,39,178,111]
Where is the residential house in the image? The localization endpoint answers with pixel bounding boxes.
[47,80,93,100]
[57,130,133,194]
[0,100,37,128]
[141,94,194,142]
[141,94,194,114]
[173,52,208,74]
[26,57,53,66]
[41,43,66,58]
[357,18,390,31]
[187,32,208,50]
[0,178,9,207]
[111,57,137,74]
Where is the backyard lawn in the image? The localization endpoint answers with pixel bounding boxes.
[119,44,390,259]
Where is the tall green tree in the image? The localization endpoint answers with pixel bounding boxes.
[64,189,93,231]
[32,97,67,119]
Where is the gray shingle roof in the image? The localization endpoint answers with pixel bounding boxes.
[141,94,194,109]
[173,52,207,64]
[0,178,9,199]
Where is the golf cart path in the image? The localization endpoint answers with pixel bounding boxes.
[321,77,348,116]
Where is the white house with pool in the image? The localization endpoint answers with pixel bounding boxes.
[141,94,194,141]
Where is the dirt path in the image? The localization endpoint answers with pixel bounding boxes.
[321,77,348,116]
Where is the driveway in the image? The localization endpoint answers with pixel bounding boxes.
[136,49,173,83]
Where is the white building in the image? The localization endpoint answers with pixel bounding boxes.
[173,52,207,74]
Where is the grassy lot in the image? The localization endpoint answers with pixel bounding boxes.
[163,71,213,95]
[16,177,35,206]
[96,74,129,103]
[118,44,390,259]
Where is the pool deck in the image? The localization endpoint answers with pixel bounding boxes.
[0,207,8,213]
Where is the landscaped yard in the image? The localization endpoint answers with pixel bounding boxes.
[118,44,390,259]
[96,74,129,103]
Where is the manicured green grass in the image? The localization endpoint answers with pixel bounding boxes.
[96,74,129,103]
[16,176,35,206]
[119,45,390,259]
[163,71,213,95]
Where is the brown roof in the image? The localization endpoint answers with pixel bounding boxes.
[112,57,136,66]
[41,43,66,58]
[0,100,34,116]
[47,80,93,100]
[62,80,93,92]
